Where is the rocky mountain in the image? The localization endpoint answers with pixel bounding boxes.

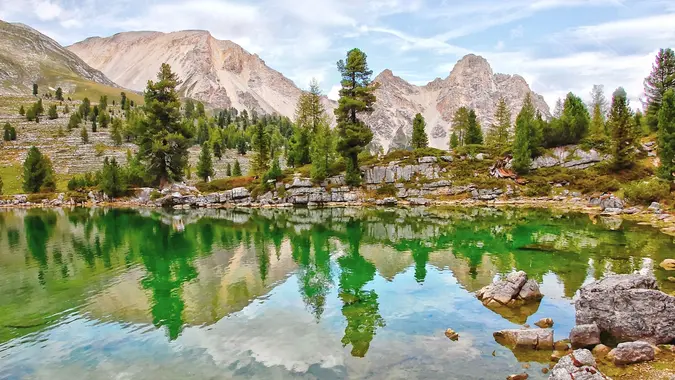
[0,20,115,95]
[366,54,551,152]
[67,30,333,117]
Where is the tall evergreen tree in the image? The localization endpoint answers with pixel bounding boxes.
[512,94,537,174]
[80,98,91,120]
[644,48,675,130]
[487,97,511,153]
[213,141,223,160]
[609,87,637,170]
[196,142,214,182]
[411,113,428,149]
[310,121,335,182]
[553,98,564,118]
[81,125,89,143]
[589,85,608,138]
[19,105,25,116]
[3,123,16,141]
[296,78,327,134]
[55,87,63,101]
[111,117,123,146]
[33,83,38,96]
[233,159,242,176]
[450,131,459,149]
[137,63,193,186]
[451,107,470,146]
[335,48,376,186]
[99,95,108,112]
[35,99,44,115]
[559,92,591,144]
[196,102,206,118]
[121,92,128,110]
[657,89,675,179]
[225,162,232,177]
[48,104,58,120]
[22,147,55,193]
[465,109,483,145]
[251,121,270,174]
[68,112,81,131]
[100,157,126,198]
[197,118,210,145]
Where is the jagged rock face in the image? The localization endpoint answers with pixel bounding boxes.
[365,54,550,152]
[68,30,334,117]
[0,20,115,95]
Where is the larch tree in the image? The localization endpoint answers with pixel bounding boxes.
[411,113,428,149]
[335,48,377,186]
[465,109,483,145]
[589,85,608,138]
[137,63,193,186]
[512,94,537,174]
[657,89,675,179]
[644,48,675,130]
[487,97,511,153]
[609,87,637,171]
[251,121,270,174]
[451,107,470,146]
[196,142,215,182]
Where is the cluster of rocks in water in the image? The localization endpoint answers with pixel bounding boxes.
[465,272,675,379]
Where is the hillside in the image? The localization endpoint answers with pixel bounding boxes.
[0,20,119,99]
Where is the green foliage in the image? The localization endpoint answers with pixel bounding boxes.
[196,102,206,118]
[97,110,109,129]
[79,98,91,120]
[411,113,428,149]
[67,112,81,131]
[213,141,222,160]
[512,94,536,174]
[263,158,283,184]
[288,125,311,167]
[296,78,327,134]
[451,107,470,146]
[100,157,127,198]
[589,85,608,139]
[91,116,97,132]
[543,92,590,147]
[644,48,675,130]
[184,99,195,119]
[55,87,63,101]
[124,150,146,188]
[251,121,270,174]
[3,123,17,141]
[310,121,335,182]
[47,104,58,120]
[25,105,36,121]
[111,117,123,146]
[608,87,637,171]
[81,126,89,144]
[137,63,193,185]
[197,117,210,145]
[94,143,106,157]
[19,105,25,116]
[450,132,459,149]
[658,89,675,179]
[99,95,108,112]
[465,109,483,145]
[90,105,99,122]
[233,159,242,177]
[375,184,397,197]
[524,179,552,197]
[120,92,128,111]
[226,162,232,176]
[623,178,670,205]
[236,138,247,155]
[196,142,214,182]
[335,48,376,186]
[486,97,511,154]
[22,147,56,193]
[32,83,38,96]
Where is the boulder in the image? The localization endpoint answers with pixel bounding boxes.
[570,324,601,348]
[493,328,554,350]
[599,195,624,211]
[376,197,397,206]
[418,156,437,164]
[648,202,662,213]
[534,318,554,328]
[286,178,313,189]
[548,349,610,380]
[607,341,655,365]
[575,274,675,345]
[477,271,543,307]
[440,155,454,162]
[660,259,675,271]
[231,187,250,200]
[408,197,430,206]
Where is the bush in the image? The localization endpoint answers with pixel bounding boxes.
[623,179,670,205]
[375,184,397,197]
[94,143,107,157]
[524,179,552,197]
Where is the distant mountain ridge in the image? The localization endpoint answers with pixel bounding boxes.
[0,20,116,95]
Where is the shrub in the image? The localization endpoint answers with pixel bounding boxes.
[524,179,552,197]
[375,184,398,197]
[94,143,107,157]
[623,179,670,205]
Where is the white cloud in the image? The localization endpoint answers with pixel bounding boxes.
[35,0,63,21]
[327,85,341,101]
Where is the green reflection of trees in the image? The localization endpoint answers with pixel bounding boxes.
[338,220,385,358]
[290,227,334,321]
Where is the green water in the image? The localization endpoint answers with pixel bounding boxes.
[0,207,673,379]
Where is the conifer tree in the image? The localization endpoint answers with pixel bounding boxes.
[335,48,376,186]
[99,95,108,112]
[226,162,232,177]
[310,121,335,182]
[111,117,123,146]
[657,89,675,179]
[3,123,17,141]
[450,132,459,149]
[609,87,637,170]
[35,99,44,115]
[100,157,126,198]
[97,111,109,129]
[233,159,242,176]
[55,87,63,101]
[251,121,270,174]
[451,107,470,146]
[197,118,210,145]
[411,113,428,149]
[22,147,55,193]
[25,106,36,121]
[512,94,537,174]
[80,98,91,120]
[487,97,511,153]
[81,125,89,144]
[68,112,81,131]
[19,105,25,116]
[48,104,58,120]
[121,92,128,110]
[137,63,192,185]
[589,85,608,138]
[213,141,223,160]
[91,117,97,132]
[64,104,70,114]
[644,48,675,129]
[296,78,327,134]
[465,109,483,145]
[196,142,214,182]
[196,102,206,118]
[33,83,38,96]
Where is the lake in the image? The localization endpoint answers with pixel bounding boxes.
[0,207,673,379]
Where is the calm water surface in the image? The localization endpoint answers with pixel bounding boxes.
[0,207,673,380]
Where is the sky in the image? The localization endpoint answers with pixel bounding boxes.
[1,0,674,109]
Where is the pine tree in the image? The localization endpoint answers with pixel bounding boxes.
[310,121,335,182]
[512,94,537,174]
[451,107,470,146]
[411,113,428,149]
[25,106,36,121]
[100,157,126,198]
[450,132,459,149]
[22,147,55,193]
[97,111,109,129]
[196,142,214,182]
[226,162,232,177]
[296,78,327,134]
[111,117,123,146]
[196,102,206,118]
[90,105,99,122]
[213,141,223,160]
[99,95,108,112]
[553,98,564,118]
[644,48,675,130]
[33,83,38,96]
[91,117,97,132]
[67,112,81,131]
[289,125,311,166]
[121,92,128,110]
[3,123,16,141]
[657,89,675,179]
[237,138,247,155]
[233,159,242,176]
[197,118,210,144]
[81,125,89,144]
[465,109,483,145]
[487,97,511,153]
[251,121,270,174]
[609,87,637,171]
[263,157,282,184]
[335,48,376,186]
[35,99,44,115]
[55,87,63,101]
[137,63,193,186]
[19,105,25,116]
[589,85,608,138]
[48,104,58,120]
[80,98,91,120]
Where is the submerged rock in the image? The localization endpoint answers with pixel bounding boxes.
[661,259,675,271]
[607,341,655,365]
[477,271,543,307]
[493,328,554,350]
[444,328,459,341]
[575,274,675,345]
[548,349,610,380]
[506,374,528,380]
[535,318,554,328]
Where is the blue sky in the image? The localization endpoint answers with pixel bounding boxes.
[1,0,674,108]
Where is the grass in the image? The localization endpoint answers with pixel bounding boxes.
[0,164,71,195]
[196,176,256,193]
